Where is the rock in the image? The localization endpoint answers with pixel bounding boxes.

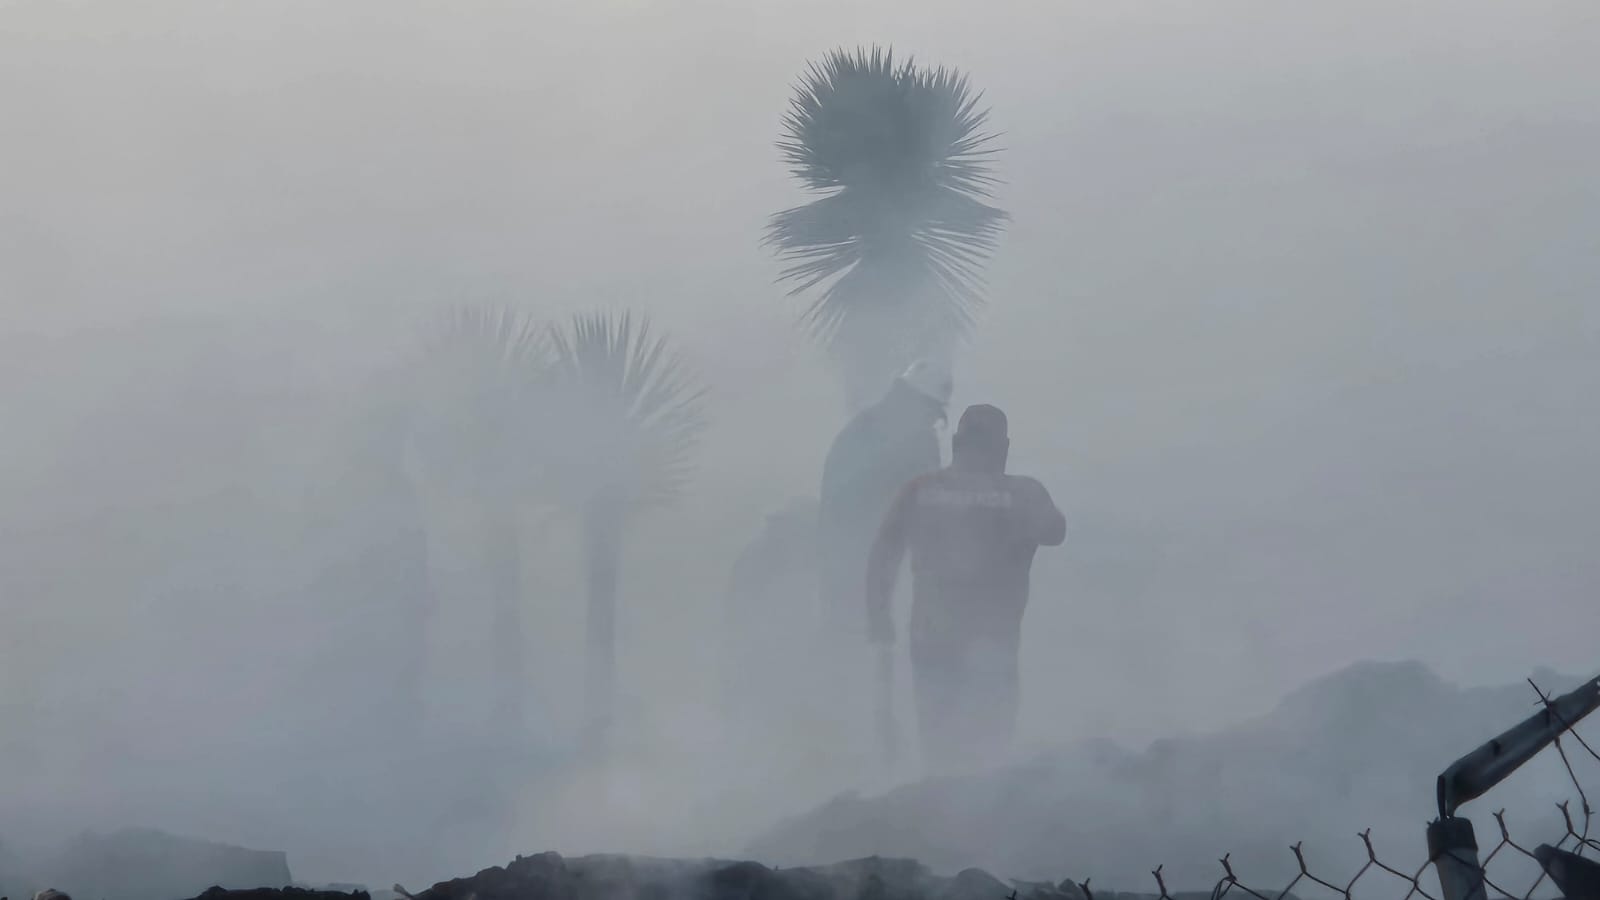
[1055,880,1088,900]
[504,852,576,900]
[937,869,1010,900]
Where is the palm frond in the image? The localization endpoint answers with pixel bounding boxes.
[765,46,1008,379]
[769,186,1007,347]
[408,304,549,500]
[774,46,1000,198]
[540,311,708,509]
[429,305,547,366]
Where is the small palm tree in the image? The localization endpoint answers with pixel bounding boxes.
[766,46,1008,407]
[538,311,708,751]
[407,304,547,740]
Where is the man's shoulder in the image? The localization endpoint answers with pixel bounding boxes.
[823,406,897,462]
[904,469,1023,509]
[822,414,863,456]
[1002,475,1060,517]
[1002,474,1054,501]
[885,468,947,503]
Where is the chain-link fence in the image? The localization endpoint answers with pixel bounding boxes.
[1069,676,1600,900]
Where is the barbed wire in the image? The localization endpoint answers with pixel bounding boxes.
[1069,678,1599,900]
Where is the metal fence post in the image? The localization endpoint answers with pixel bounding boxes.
[1426,675,1600,900]
[1427,817,1485,900]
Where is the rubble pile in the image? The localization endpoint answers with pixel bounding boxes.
[181,889,370,900]
[405,853,1119,900]
[749,662,1590,888]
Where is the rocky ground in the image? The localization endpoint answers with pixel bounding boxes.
[748,662,1593,890]
[181,889,370,900]
[7,665,1589,900]
[21,854,1202,900]
[396,852,1179,900]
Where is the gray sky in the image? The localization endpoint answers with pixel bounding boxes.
[3,0,1598,886]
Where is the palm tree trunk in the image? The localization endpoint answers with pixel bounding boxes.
[583,497,625,754]
[395,519,432,735]
[485,503,524,743]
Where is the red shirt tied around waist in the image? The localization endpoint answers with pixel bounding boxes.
[864,403,1065,774]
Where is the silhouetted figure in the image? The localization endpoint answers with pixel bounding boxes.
[815,361,950,772]
[817,360,951,638]
[865,404,1065,774]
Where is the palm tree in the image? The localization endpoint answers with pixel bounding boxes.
[538,311,708,751]
[406,304,547,741]
[766,46,1008,407]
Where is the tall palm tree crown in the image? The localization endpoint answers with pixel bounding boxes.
[766,46,1008,404]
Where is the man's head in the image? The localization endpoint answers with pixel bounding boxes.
[951,403,1009,472]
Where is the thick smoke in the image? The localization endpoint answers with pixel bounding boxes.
[2,0,1597,892]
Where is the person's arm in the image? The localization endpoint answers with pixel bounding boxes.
[1018,477,1066,547]
[864,480,917,644]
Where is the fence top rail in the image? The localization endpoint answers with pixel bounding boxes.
[1437,676,1600,819]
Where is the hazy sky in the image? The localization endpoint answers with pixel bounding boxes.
[3,0,1598,886]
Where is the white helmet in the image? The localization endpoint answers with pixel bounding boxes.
[895,358,954,408]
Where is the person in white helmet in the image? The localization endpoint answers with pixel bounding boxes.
[818,360,952,632]
[814,360,952,768]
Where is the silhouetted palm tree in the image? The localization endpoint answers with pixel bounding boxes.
[766,46,1008,407]
[407,304,546,740]
[539,311,708,751]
